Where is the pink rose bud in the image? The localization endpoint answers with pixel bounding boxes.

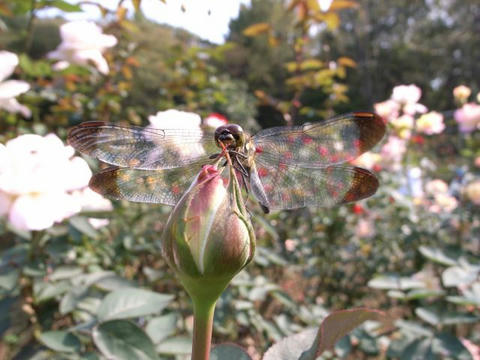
[161,164,255,302]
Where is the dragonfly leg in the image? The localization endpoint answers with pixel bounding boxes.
[232,153,249,177]
[229,150,248,159]
[209,152,221,159]
[240,171,249,195]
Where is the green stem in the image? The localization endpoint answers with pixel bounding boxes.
[191,298,216,360]
[25,0,37,53]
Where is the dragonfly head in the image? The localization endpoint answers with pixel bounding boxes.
[214,124,245,149]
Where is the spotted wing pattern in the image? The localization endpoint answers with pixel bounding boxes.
[68,121,217,170]
[252,112,385,167]
[251,156,379,210]
[89,160,208,205]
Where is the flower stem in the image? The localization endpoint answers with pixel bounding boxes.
[191,298,216,360]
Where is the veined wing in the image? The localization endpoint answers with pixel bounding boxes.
[250,156,379,211]
[89,160,208,205]
[68,121,218,170]
[252,112,385,167]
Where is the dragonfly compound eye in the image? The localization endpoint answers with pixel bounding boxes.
[215,124,245,149]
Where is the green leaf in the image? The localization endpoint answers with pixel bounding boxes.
[446,283,480,306]
[69,216,99,239]
[211,344,252,360]
[0,269,19,292]
[39,331,81,353]
[419,246,458,266]
[243,22,271,36]
[97,288,173,322]
[314,308,385,356]
[50,266,83,281]
[18,54,53,77]
[156,336,192,355]
[145,314,177,344]
[404,289,444,300]
[95,275,134,291]
[263,308,385,360]
[388,288,444,301]
[263,328,317,360]
[368,274,425,290]
[0,245,28,268]
[415,307,440,326]
[33,280,70,303]
[334,335,352,358]
[395,320,433,337]
[37,0,82,12]
[415,307,479,326]
[432,333,473,360]
[401,338,435,359]
[442,266,478,287]
[93,320,158,360]
[442,312,479,325]
[59,287,89,315]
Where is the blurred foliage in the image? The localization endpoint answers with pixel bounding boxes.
[0,0,479,359]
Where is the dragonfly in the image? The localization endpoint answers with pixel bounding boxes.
[67,112,386,214]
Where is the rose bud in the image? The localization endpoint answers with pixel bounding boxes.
[161,164,255,303]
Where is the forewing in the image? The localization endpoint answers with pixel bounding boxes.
[68,121,218,170]
[252,157,379,211]
[253,112,385,167]
[89,161,207,205]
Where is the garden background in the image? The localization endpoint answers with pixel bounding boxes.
[0,0,479,359]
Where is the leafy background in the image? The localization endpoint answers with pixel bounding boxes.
[0,0,479,359]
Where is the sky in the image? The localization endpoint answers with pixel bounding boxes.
[37,0,251,44]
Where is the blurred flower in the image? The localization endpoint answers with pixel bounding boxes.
[416,111,445,135]
[403,102,428,116]
[391,114,414,139]
[464,180,480,205]
[148,109,203,157]
[391,84,427,116]
[391,114,414,130]
[71,187,113,228]
[429,193,458,213]
[380,136,406,169]
[284,239,297,252]
[425,179,448,195]
[318,0,333,11]
[460,338,480,360]
[204,113,228,128]
[411,135,425,145]
[408,167,423,197]
[351,204,365,215]
[454,103,480,133]
[47,21,117,75]
[453,85,471,103]
[351,152,381,171]
[475,157,480,168]
[149,109,202,129]
[391,84,421,104]
[374,99,399,122]
[161,164,255,302]
[0,51,31,117]
[355,219,375,238]
[0,134,94,230]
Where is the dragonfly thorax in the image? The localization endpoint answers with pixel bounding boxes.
[214,124,246,150]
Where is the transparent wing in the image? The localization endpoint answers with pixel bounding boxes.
[89,161,207,205]
[68,121,218,170]
[252,112,385,167]
[251,156,379,211]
